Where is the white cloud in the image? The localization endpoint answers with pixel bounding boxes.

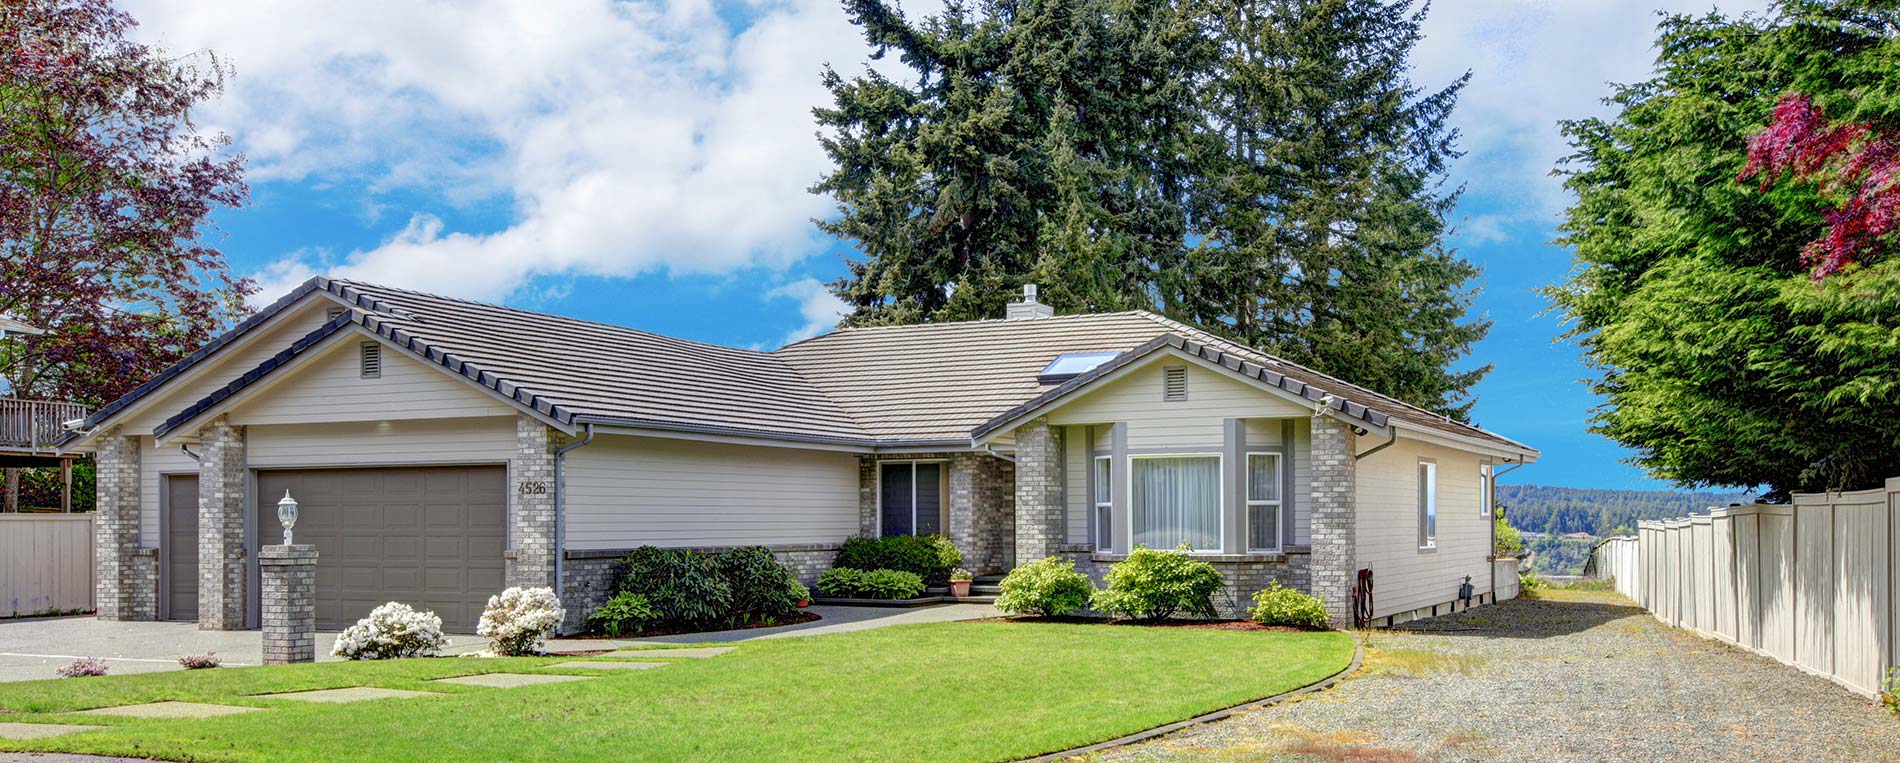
[1412,0,1770,222]
[765,278,848,345]
[125,0,888,303]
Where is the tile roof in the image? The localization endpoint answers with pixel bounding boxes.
[90,277,1536,455]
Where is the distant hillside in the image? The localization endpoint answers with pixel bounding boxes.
[1497,484,1752,537]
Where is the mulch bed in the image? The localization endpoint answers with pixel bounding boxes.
[563,611,821,640]
[973,615,1313,633]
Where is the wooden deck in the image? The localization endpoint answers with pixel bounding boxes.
[0,398,86,455]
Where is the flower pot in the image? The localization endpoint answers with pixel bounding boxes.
[796,599,810,608]
[949,580,972,597]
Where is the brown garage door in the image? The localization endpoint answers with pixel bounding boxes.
[255,467,506,632]
[165,475,199,621]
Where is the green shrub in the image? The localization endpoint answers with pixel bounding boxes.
[834,535,962,581]
[815,567,925,599]
[1882,667,1900,718]
[995,557,1095,617]
[858,569,926,599]
[1247,583,1330,629]
[717,546,807,627]
[1089,545,1225,621]
[614,547,731,627]
[588,591,658,637]
[1518,571,1548,591]
[816,567,867,597]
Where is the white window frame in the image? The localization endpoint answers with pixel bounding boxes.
[1126,452,1225,553]
[1245,451,1283,553]
[1419,459,1438,550]
[875,459,948,537]
[1480,463,1493,518]
[1092,455,1113,551]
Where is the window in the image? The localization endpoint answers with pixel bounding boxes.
[1480,463,1493,517]
[1131,455,1221,551]
[1092,455,1113,550]
[1418,460,1437,549]
[879,461,944,537]
[1163,367,1188,401]
[359,343,382,378]
[1246,453,1282,552]
[1040,352,1121,383]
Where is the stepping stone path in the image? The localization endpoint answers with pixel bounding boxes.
[253,687,442,703]
[609,647,735,659]
[0,722,104,740]
[543,661,667,671]
[429,673,594,688]
[74,702,262,719]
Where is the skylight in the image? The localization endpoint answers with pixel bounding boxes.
[1038,351,1121,383]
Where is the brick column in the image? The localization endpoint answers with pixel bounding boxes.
[856,455,878,537]
[948,454,978,563]
[260,544,317,664]
[197,416,248,630]
[507,414,564,590]
[1310,415,1358,626]
[1012,417,1063,565]
[94,429,155,621]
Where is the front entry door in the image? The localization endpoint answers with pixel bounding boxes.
[164,474,200,621]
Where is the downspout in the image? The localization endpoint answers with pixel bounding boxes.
[553,422,596,615]
[180,444,201,461]
[981,443,1016,463]
[1490,461,1525,602]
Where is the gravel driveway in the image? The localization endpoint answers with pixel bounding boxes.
[1093,588,1900,762]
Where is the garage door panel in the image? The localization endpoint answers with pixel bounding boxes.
[257,466,505,632]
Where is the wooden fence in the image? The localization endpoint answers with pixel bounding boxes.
[1593,478,1900,698]
[0,513,94,616]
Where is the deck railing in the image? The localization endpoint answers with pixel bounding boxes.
[0,398,88,451]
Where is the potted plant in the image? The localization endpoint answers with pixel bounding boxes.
[948,568,974,598]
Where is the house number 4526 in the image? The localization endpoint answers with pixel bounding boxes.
[517,481,549,495]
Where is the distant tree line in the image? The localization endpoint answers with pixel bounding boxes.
[1497,484,1751,537]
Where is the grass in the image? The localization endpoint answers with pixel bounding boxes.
[0,621,1352,763]
[1358,646,1484,678]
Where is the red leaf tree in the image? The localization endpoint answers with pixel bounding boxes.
[1742,93,1900,279]
[0,0,254,406]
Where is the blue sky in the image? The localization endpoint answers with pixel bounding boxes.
[127,0,1770,491]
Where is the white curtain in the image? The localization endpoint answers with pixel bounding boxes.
[1132,456,1221,551]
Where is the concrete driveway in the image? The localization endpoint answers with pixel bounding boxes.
[0,603,997,683]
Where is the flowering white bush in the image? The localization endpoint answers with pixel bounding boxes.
[331,602,450,660]
[478,586,563,656]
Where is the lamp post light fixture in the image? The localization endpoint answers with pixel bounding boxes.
[276,490,299,545]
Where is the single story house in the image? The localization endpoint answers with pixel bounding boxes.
[66,278,1537,632]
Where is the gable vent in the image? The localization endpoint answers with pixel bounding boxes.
[325,306,346,322]
[359,343,382,378]
[1163,366,1188,401]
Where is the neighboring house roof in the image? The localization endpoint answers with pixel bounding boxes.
[0,315,45,336]
[77,276,1537,457]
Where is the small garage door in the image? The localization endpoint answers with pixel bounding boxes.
[165,475,199,621]
[255,466,506,632]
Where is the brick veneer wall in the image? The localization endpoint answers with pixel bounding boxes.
[560,544,840,633]
[508,415,565,591]
[1013,418,1063,564]
[260,544,317,664]
[949,453,1015,575]
[196,416,247,630]
[94,430,154,621]
[1309,415,1357,626]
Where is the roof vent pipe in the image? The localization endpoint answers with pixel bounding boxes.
[1005,284,1055,320]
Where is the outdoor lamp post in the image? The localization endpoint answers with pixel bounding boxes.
[277,490,299,545]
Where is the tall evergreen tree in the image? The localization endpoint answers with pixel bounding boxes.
[813,0,1490,419]
[1549,1,1900,495]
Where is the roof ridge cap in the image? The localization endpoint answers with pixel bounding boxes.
[774,310,1157,350]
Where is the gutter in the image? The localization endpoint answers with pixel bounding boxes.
[552,422,596,622]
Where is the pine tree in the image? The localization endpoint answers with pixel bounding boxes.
[813,0,1489,419]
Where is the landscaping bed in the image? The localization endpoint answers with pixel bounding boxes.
[0,621,1352,763]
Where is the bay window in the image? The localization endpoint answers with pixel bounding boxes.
[1130,454,1222,551]
[1093,455,1113,550]
[1246,452,1283,552]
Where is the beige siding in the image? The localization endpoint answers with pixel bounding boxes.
[1064,425,1091,545]
[1354,436,1493,619]
[246,419,517,468]
[227,339,515,426]
[1047,362,1311,445]
[119,302,333,434]
[563,435,860,550]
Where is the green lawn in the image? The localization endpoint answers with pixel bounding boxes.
[0,622,1352,762]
